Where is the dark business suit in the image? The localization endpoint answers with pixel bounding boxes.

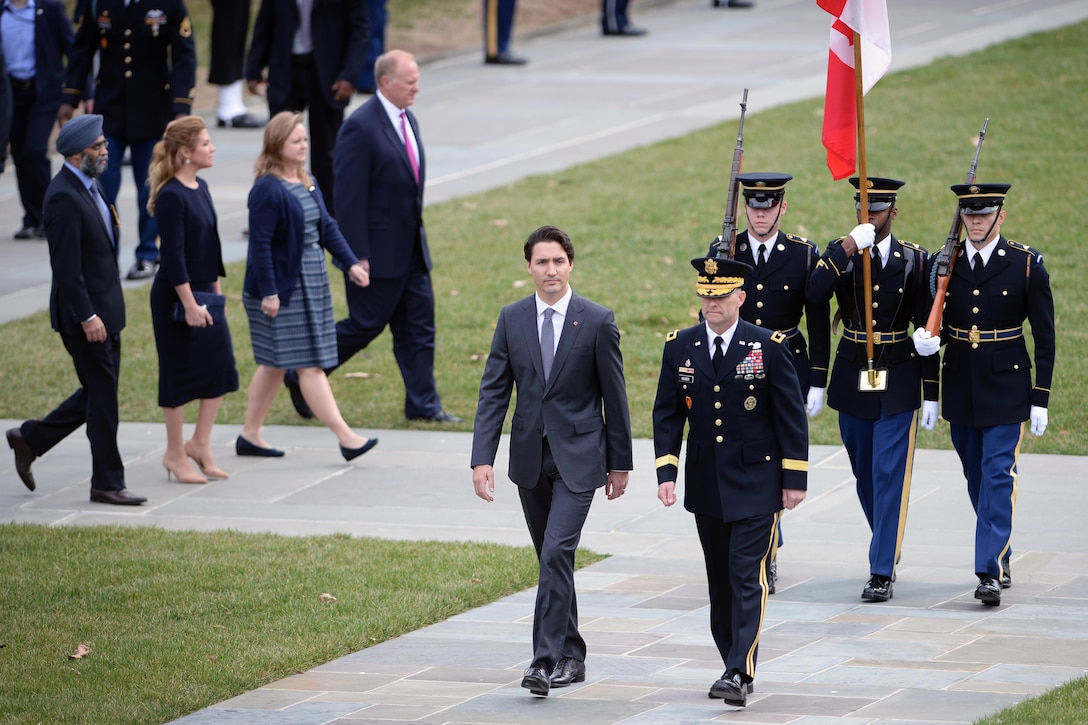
[20,164,126,491]
[471,293,633,670]
[246,0,368,215]
[332,94,443,419]
[4,0,73,231]
[653,320,807,680]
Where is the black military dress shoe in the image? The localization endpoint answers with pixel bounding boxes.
[126,259,157,280]
[485,52,528,66]
[603,25,648,36]
[284,376,315,419]
[549,657,586,687]
[410,410,463,423]
[975,575,1001,606]
[708,672,752,707]
[90,488,148,505]
[862,574,893,602]
[217,113,265,129]
[6,427,37,491]
[521,663,550,696]
[14,225,43,240]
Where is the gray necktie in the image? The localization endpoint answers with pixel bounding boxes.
[541,308,555,381]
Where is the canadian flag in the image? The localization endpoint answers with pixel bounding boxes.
[819,0,891,180]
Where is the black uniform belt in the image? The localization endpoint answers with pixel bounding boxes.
[292,53,315,66]
[842,329,908,345]
[947,325,1023,343]
[9,76,34,92]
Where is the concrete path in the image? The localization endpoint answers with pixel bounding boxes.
[3,0,1088,723]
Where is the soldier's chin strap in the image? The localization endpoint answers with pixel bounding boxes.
[872,212,891,243]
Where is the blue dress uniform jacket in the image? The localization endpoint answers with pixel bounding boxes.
[808,235,939,419]
[720,230,831,389]
[63,0,196,140]
[937,237,1054,426]
[653,320,808,522]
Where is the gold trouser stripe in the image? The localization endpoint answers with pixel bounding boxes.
[747,510,780,676]
[485,0,499,56]
[998,424,1024,579]
[656,454,680,469]
[782,458,808,472]
[893,409,919,568]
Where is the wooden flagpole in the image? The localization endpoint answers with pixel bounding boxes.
[854,30,879,389]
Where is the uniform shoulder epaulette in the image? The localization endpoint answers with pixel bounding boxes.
[785,232,815,249]
[770,330,787,344]
[899,239,925,253]
[1006,239,1043,263]
[665,329,679,342]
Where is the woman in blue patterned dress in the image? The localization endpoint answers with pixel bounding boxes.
[239,112,378,461]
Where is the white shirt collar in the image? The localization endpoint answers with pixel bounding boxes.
[377,90,408,130]
[704,318,739,358]
[873,235,892,265]
[536,286,572,318]
[970,235,1001,267]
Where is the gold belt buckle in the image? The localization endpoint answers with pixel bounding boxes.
[968,327,980,344]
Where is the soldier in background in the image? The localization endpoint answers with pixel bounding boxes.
[807,177,939,603]
[917,183,1054,607]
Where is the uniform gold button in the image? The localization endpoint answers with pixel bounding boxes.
[755,318,762,325]
[124,42,131,49]
[124,70,132,78]
[1014,364,1019,370]
[749,384,755,390]
[898,287,904,294]
[716,436,724,444]
[972,307,979,314]
[715,419,722,427]
[872,301,879,308]
[714,402,721,409]
[124,57,132,64]
[783,284,790,291]
[874,284,880,292]
[125,29,132,36]
[756,301,764,308]
[972,343,979,349]
[756,283,764,291]
[765,455,771,461]
[1002,290,1008,296]
[714,385,721,393]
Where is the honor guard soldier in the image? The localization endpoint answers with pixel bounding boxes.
[807,177,939,603]
[707,172,829,592]
[917,183,1054,607]
[653,256,808,708]
[59,0,197,281]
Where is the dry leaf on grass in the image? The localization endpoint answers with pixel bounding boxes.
[343,372,377,379]
[319,593,337,602]
[68,643,91,660]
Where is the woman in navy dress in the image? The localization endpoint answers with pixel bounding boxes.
[238,111,378,461]
[148,116,239,483]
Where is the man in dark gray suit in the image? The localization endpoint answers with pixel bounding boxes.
[471,225,633,697]
[5,115,146,505]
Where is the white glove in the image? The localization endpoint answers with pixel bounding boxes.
[849,223,875,251]
[1030,405,1048,436]
[920,400,939,430]
[806,387,824,418]
[912,328,941,357]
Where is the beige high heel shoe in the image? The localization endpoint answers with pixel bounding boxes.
[185,441,230,479]
[163,459,208,484]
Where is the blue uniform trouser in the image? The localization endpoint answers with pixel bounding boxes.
[483,0,517,57]
[950,422,1021,580]
[100,135,159,263]
[839,408,917,577]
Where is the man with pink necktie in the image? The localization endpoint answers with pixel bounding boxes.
[285,49,460,424]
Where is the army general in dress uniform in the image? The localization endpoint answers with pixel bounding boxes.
[653,256,807,708]
[918,183,1054,607]
[807,177,939,603]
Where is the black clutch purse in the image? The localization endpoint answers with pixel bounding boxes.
[171,291,227,324]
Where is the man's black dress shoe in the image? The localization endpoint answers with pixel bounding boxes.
[6,427,36,491]
[603,25,648,36]
[14,225,43,240]
[862,574,893,602]
[126,259,157,280]
[410,410,463,423]
[975,575,1001,606]
[90,488,147,505]
[235,436,285,457]
[485,52,528,65]
[217,113,265,129]
[284,375,315,419]
[341,438,378,462]
[549,657,586,687]
[708,672,751,706]
[521,663,550,696]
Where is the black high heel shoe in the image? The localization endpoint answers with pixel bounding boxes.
[340,437,378,461]
[236,435,285,457]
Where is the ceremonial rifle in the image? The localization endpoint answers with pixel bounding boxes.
[714,88,748,259]
[924,118,989,335]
